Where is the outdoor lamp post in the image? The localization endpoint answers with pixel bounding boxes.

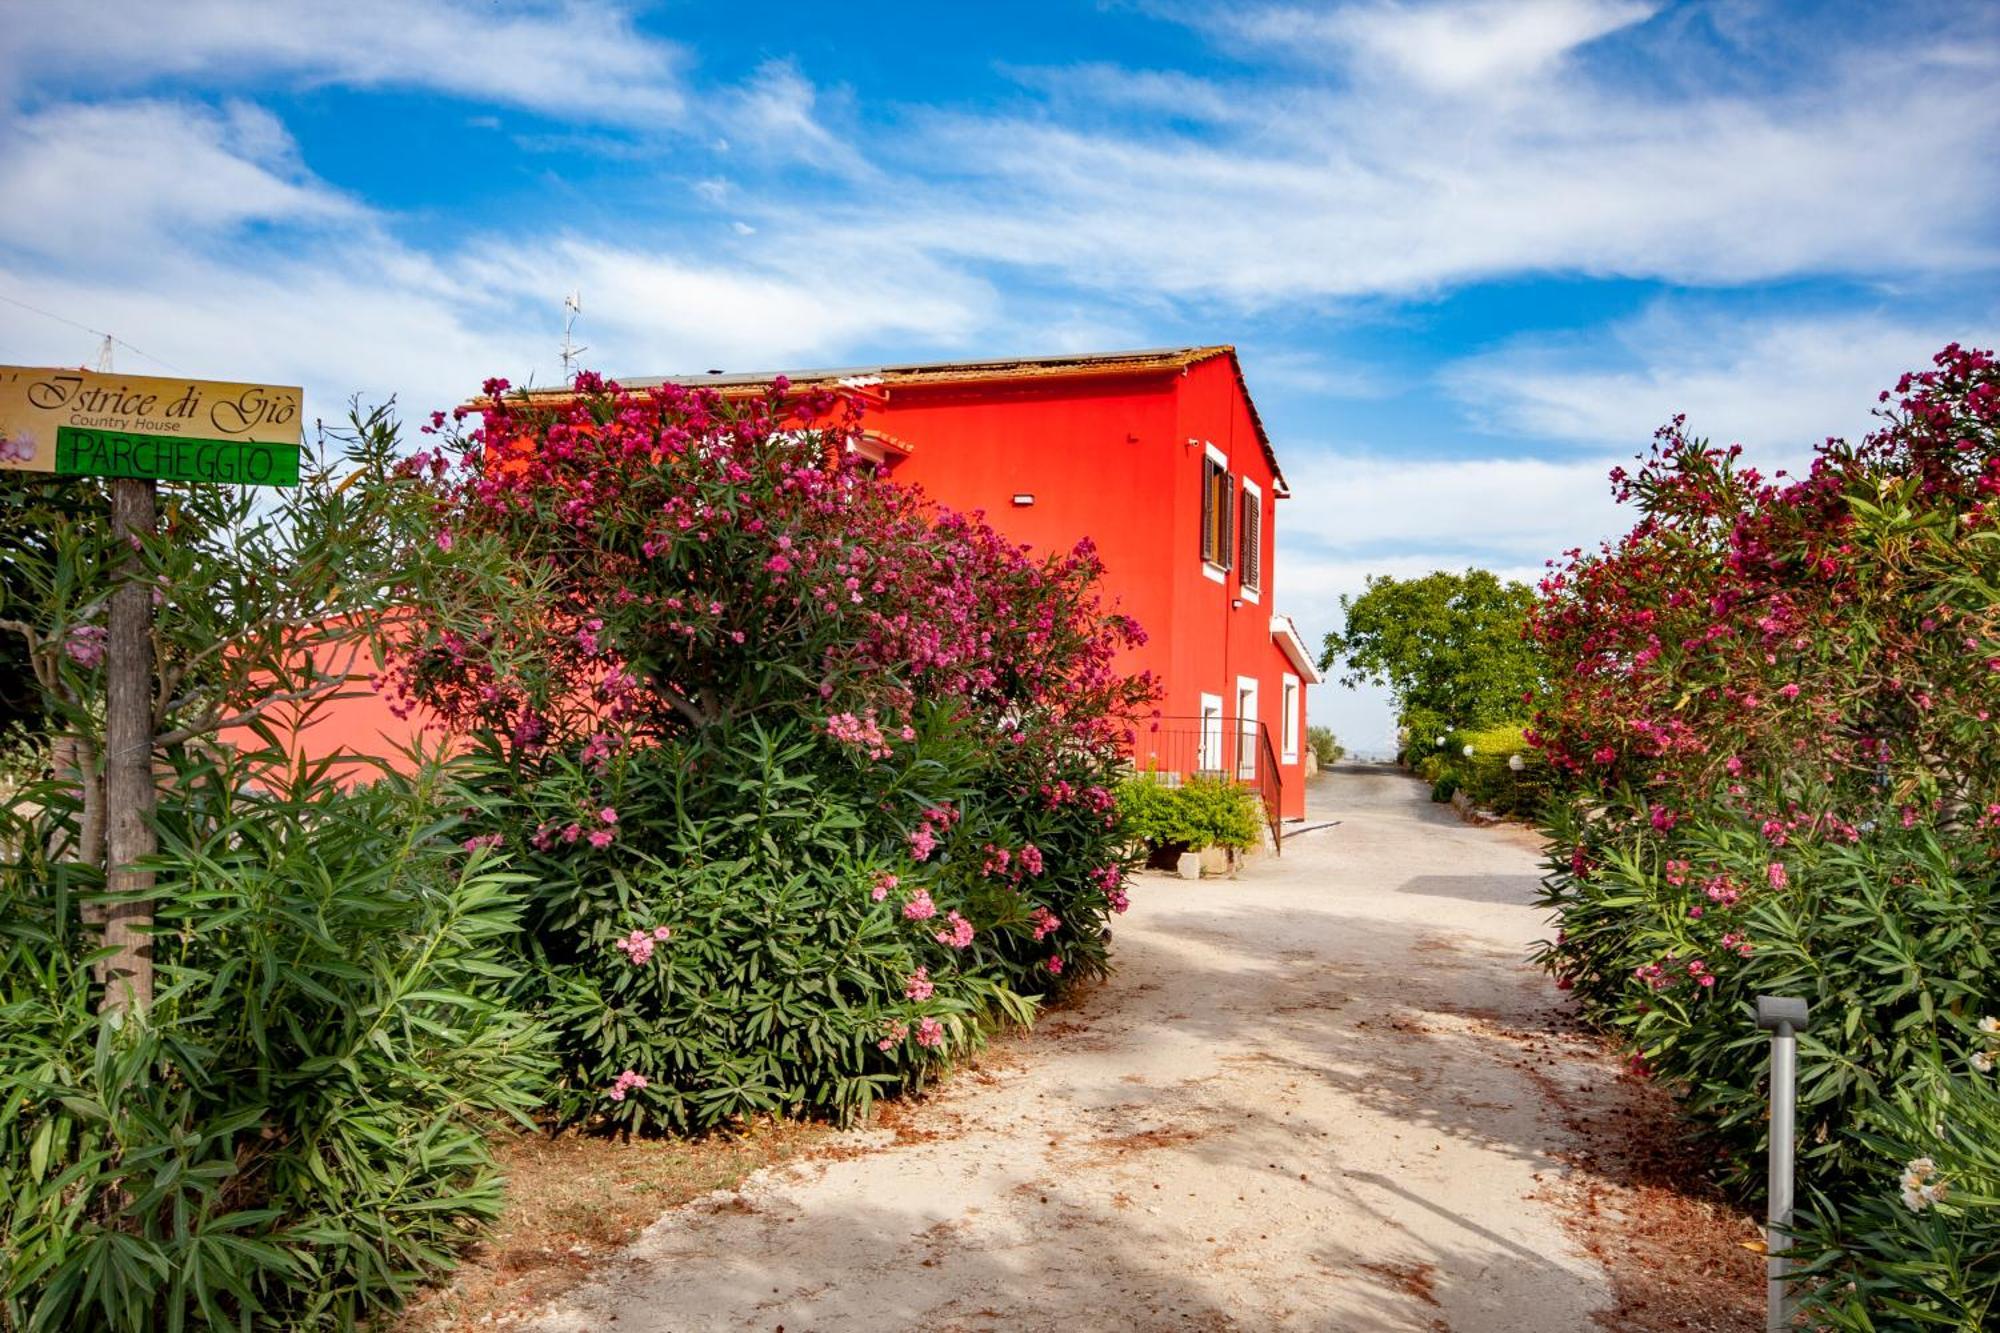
[1756,994,1812,1331]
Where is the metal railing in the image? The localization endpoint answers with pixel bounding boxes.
[1128,714,1284,853]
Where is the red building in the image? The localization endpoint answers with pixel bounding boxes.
[623,346,1321,829]
[285,347,1319,829]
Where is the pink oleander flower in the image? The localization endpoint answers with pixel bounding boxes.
[913,1016,945,1049]
[877,1019,908,1051]
[904,966,934,1001]
[599,806,619,825]
[463,832,504,852]
[64,624,108,669]
[607,1069,649,1101]
[1767,862,1789,891]
[614,928,664,965]
[901,889,937,921]
[1027,906,1062,941]
[1045,955,1063,976]
[935,911,974,949]
[588,828,616,849]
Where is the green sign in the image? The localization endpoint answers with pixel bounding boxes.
[54,426,301,488]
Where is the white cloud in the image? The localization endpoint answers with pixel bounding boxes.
[0,96,987,415]
[1231,0,1658,94]
[720,61,876,179]
[0,0,686,125]
[1445,304,1992,455]
[0,101,359,264]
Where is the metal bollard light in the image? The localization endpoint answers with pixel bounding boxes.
[1756,994,1812,1331]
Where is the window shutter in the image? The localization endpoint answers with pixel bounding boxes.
[1240,489,1261,589]
[1200,459,1216,563]
[1220,471,1234,569]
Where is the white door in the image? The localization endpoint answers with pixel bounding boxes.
[1199,693,1224,773]
[1236,676,1259,779]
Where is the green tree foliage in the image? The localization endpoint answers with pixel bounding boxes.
[1318,569,1540,755]
[1305,725,1343,767]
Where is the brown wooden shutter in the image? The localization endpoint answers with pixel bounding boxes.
[1200,458,1216,563]
[1220,471,1235,570]
[1240,487,1261,590]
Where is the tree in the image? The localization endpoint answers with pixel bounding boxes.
[1318,568,1540,753]
[0,404,438,1010]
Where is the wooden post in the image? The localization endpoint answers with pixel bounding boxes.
[100,476,157,1015]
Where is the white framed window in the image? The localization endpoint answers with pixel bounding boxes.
[1198,692,1225,773]
[1281,673,1300,763]
[1235,675,1259,780]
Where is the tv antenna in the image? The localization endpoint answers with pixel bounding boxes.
[559,291,587,379]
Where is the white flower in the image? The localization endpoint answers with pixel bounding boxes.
[1462,743,1476,757]
[1978,1016,2000,1036]
[1908,1157,1937,1178]
[1974,1050,1995,1074]
[1902,1181,1932,1212]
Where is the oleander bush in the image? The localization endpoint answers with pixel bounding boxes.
[394,374,1149,1132]
[1528,344,2000,1318]
[1794,1051,2000,1328]
[0,754,546,1333]
[1116,771,1265,854]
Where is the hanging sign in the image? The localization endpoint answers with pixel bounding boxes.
[0,366,303,487]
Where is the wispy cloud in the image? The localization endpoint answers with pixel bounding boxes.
[1222,0,1658,93]
[1444,302,1990,455]
[0,0,688,126]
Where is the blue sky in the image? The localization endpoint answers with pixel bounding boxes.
[1,0,1995,753]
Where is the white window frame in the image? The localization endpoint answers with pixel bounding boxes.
[1200,443,1229,584]
[1235,675,1259,780]
[1198,692,1225,773]
[1237,477,1262,603]
[1281,672,1300,764]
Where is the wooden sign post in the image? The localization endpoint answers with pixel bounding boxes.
[1,365,303,1015]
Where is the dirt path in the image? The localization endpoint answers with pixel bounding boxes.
[517,764,1627,1332]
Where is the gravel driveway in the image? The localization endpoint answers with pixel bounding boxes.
[518,763,1616,1332]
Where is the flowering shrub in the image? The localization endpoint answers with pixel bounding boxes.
[1527,345,2000,1298]
[1792,1051,2000,1327]
[396,374,1150,1131]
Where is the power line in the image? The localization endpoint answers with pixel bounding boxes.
[0,290,185,374]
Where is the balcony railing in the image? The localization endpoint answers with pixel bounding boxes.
[1128,714,1284,854]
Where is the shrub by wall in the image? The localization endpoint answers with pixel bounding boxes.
[1527,344,2000,1320]
[396,375,1150,1133]
[1117,772,1265,854]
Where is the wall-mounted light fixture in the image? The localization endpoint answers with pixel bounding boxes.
[1011,493,1035,506]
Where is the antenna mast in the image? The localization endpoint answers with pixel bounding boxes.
[559,291,587,380]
